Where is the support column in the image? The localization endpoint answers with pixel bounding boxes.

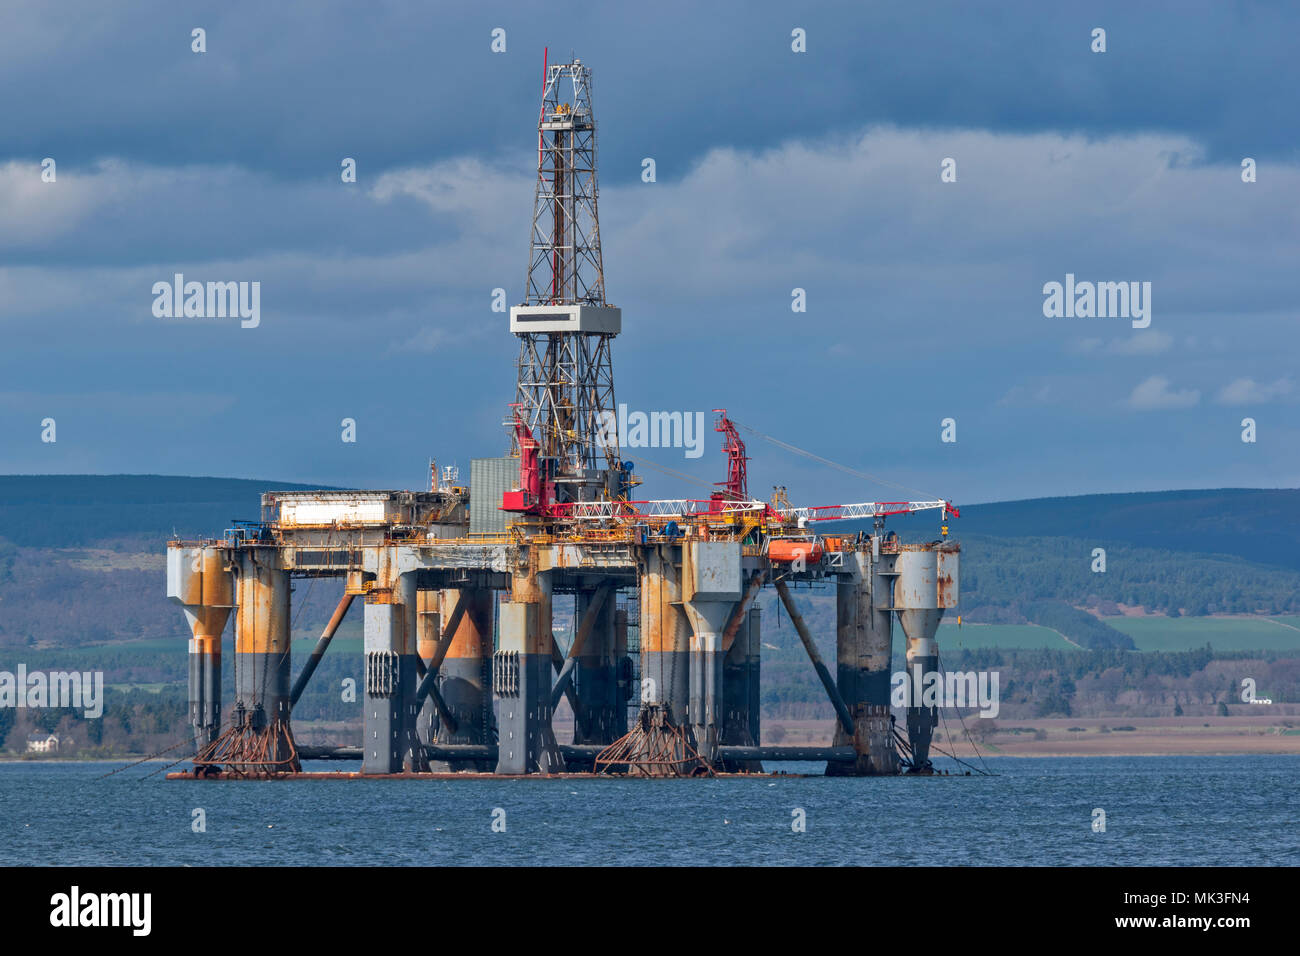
[682,541,743,765]
[895,546,956,774]
[363,571,421,774]
[234,550,293,766]
[495,566,563,774]
[415,589,441,748]
[613,606,631,732]
[167,545,233,754]
[721,605,761,770]
[638,545,691,726]
[746,608,761,745]
[594,547,714,777]
[903,624,939,772]
[831,549,898,775]
[573,585,622,745]
[439,588,494,770]
[190,632,222,751]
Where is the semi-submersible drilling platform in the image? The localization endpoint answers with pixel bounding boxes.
[166,56,959,779]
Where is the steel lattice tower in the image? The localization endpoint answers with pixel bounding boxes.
[510,57,621,499]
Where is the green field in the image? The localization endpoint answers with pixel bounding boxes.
[933,616,1300,653]
[1103,616,1300,652]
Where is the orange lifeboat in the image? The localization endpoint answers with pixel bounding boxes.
[768,539,823,563]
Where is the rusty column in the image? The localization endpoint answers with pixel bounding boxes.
[362,570,422,774]
[437,587,494,770]
[167,545,233,753]
[831,547,899,775]
[638,544,691,728]
[233,549,293,764]
[415,588,441,749]
[495,565,563,774]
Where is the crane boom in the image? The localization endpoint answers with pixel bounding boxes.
[545,498,957,522]
[778,500,959,521]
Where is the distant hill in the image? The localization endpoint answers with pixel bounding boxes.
[0,474,334,547]
[4,478,1294,559]
[1,477,1298,652]
[887,488,1300,570]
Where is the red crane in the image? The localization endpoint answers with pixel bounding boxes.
[712,409,749,502]
[502,411,547,514]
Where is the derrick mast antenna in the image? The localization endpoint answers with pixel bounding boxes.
[510,53,621,504]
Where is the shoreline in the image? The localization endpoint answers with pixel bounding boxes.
[7,750,1300,764]
[7,716,1298,763]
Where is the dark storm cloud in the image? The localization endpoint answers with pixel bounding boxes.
[0,1,1296,500]
[2,1,1295,181]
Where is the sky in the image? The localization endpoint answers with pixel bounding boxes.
[1,0,1296,509]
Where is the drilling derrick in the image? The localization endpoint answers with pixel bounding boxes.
[510,56,621,509]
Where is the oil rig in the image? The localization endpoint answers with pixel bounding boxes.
[165,55,960,779]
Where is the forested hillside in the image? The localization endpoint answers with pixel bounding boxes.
[0,474,329,547]
[888,488,1300,570]
[0,478,1298,652]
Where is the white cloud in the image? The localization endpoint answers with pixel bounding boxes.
[1126,375,1200,410]
[4,128,1299,383]
[1215,377,1293,405]
[0,158,127,242]
[370,158,527,224]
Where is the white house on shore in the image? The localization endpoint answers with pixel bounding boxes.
[25,732,61,754]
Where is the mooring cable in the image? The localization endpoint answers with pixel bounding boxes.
[935,648,996,776]
[731,419,940,501]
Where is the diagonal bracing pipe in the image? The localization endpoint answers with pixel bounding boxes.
[550,584,612,709]
[774,579,856,737]
[413,591,466,704]
[549,642,582,715]
[289,593,353,708]
[721,570,766,654]
[413,590,470,734]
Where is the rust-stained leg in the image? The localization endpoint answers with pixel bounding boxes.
[415,587,441,749]
[167,545,234,756]
[495,566,563,774]
[225,549,298,774]
[638,544,691,728]
[362,570,421,774]
[831,549,898,775]
[436,588,494,771]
